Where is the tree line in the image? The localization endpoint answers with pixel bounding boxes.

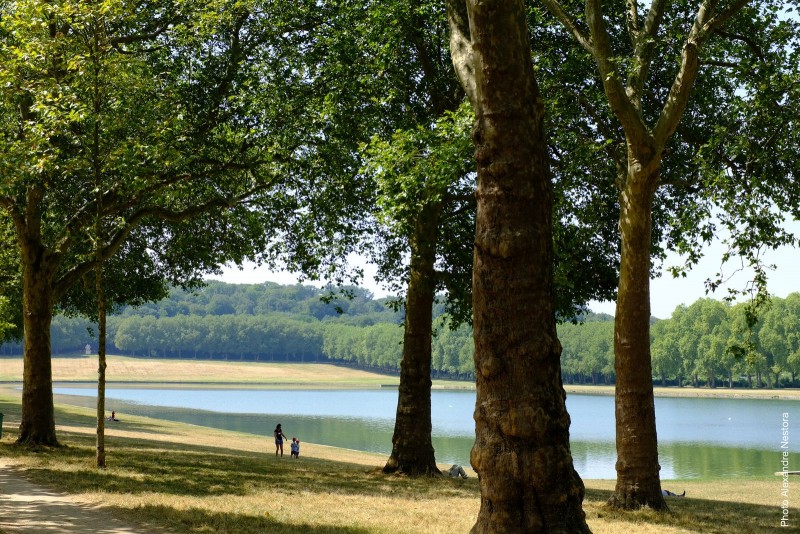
[7,282,799,389]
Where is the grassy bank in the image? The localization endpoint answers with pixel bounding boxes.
[3,355,800,399]
[0,390,785,533]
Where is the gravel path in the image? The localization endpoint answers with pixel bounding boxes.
[0,460,146,533]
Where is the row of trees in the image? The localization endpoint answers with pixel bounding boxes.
[9,288,800,389]
[562,294,800,388]
[3,0,798,527]
[116,281,399,324]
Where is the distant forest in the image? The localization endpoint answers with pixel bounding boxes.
[3,281,799,388]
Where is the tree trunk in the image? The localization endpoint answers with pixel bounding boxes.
[384,203,441,476]
[467,0,590,530]
[96,171,107,468]
[17,242,59,447]
[609,149,665,510]
[96,274,107,468]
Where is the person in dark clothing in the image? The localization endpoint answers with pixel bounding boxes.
[274,424,287,457]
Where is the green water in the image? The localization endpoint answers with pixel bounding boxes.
[54,386,799,480]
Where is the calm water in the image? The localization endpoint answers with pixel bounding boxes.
[53,386,798,480]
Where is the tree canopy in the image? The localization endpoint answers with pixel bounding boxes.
[534,0,800,509]
[0,0,327,445]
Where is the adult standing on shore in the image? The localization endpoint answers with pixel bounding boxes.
[274,424,287,457]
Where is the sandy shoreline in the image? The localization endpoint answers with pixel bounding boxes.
[5,380,800,401]
[3,355,800,400]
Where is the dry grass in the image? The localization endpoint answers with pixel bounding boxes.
[0,388,787,533]
[0,355,405,387]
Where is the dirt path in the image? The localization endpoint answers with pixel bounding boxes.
[0,460,148,533]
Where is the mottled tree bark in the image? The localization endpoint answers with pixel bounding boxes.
[609,146,665,509]
[384,203,441,476]
[17,235,59,446]
[467,0,590,531]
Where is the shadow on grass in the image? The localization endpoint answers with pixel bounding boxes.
[584,487,780,534]
[0,397,180,438]
[3,393,777,534]
[114,504,375,534]
[2,428,478,501]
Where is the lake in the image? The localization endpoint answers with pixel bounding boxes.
[53,386,797,480]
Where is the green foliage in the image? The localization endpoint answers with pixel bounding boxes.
[5,280,799,387]
[0,213,22,341]
[0,0,311,320]
[363,101,475,325]
[533,0,800,310]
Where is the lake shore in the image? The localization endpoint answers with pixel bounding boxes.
[2,355,800,399]
[0,389,784,533]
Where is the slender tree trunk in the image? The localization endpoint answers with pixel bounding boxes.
[96,274,107,468]
[467,0,589,530]
[17,243,59,446]
[609,151,665,510]
[384,204,441,476]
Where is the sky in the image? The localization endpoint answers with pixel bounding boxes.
[208,221,800,320]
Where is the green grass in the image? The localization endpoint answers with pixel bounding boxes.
[0,391,789,533]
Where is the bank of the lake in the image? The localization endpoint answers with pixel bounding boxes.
[47,384,798,480]
[0,389,785,534]
[4,355,800,399]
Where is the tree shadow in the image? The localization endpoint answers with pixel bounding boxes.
[3,430,479,501]
[111,504,375,534]
[584,487,780,534]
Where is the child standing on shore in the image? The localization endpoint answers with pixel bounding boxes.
[290,437,300,459]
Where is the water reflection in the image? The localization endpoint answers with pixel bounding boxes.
[53,386,797,480]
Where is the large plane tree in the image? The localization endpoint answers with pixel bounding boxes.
[536,0,800,508]
[0,0,304,446]
[453,0,592,530]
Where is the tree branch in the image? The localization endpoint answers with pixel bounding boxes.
[652,0,712,145]
[714,29,766,62]
[584,0,649,140]
[625,0,640,49]
[703,0,751,33]
[540,0,595,55]
[445,0,477,108]
[653,0,751,145]
[629,0,668,104]
[54,185,265,298]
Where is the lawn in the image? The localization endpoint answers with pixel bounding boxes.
[0,389,787,533]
